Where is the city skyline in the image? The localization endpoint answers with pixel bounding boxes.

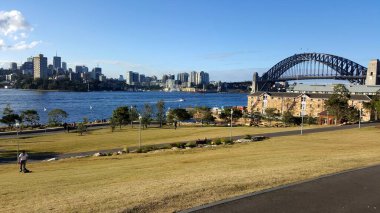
[1,0,380,82]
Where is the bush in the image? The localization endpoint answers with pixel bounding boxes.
[170,142,186,149]
[211,138,222,145]
[185,142,196,148]
[221,138,233,145]
[123,146,130,153]
[243,134,252,139]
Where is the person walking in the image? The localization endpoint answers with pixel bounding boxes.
[18,150,29,173]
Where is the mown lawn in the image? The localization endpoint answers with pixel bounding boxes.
[0,125,313,157]
[1,127,380,212]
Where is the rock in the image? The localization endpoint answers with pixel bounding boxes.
[185,147,192,150]
[117,151,124,155]
[93,152,103,157]
[112,152,118,156]
[46,158,57,161]
[171,147,180,151]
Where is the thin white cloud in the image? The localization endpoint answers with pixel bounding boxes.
[0,10,30,36]
[0,10,40,51]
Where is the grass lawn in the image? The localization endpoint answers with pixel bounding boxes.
[0,125,314,158]
[1,127,380,212]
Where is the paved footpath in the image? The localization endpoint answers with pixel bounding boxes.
[184,164,380,213]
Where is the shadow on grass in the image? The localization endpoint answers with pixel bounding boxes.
[0,150,60,163]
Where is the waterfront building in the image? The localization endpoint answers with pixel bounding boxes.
[6,74,17,82]
[287,84,380,95]
[118,75,124,81]
[53,56,61,70]
[139,74,146,83]
[126,71,140,85]
[177,72,189,84]
[247,91,372,122]
[99,74,106,82]
[91,67,102,80]
[21,61,33,75]
[33,54,48,79]
[190,71,197,86]
[197,71,209,85]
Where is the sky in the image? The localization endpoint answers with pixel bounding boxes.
[0,0,379,82]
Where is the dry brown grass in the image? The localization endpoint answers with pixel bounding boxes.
[0,126,313,157]
[1,127,380,213]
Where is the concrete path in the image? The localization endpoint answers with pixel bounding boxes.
[184,164,380,213]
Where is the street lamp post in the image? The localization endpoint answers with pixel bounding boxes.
[139,114,142,149]
[230,108,233,142]
[301,111,304,135]
[359,108,362,129]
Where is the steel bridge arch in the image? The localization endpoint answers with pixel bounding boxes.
[259,53,367,85]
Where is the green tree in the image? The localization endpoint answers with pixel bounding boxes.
[325,84,350,124]
[282,111,294,126]
[20,109,40,127]
[112,106,130,129]
[167,108,191,124]
[219,108,243,124]
[141,104,153,129]
[264,108,278,126]
[77,122,87,136]
[129,106,139,128]
[156,100,166,128]
[109,117,117,132]
[48,109,68,126]
[363,94,380,120]
[1,104,21,127]
[193,107,215,126]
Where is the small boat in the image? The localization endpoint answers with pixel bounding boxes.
[179,98,185,102]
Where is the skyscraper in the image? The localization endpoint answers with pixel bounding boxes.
[126,71,140,85]
[53,56,61,70]
[33,54,48,79]
[62,62,67,71]
[10,62,17,71]
[190,71,198,86]
[177,72,189,83]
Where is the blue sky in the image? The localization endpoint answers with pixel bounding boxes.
[0,0,379,82]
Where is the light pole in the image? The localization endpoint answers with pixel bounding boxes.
[301,111,304,135]
[230,108,233,142]
[139,114,142,149]
[359,108,362,129]
[44,107,47,134]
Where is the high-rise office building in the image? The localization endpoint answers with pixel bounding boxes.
[177,72,189,83]
[198,71,210,85]
[91,67,102,80]
[10,62,17,71]
[53,56,61,70]
[190,71,198,85]
[162,74,169,83]
[33,54,48,79]
[62,62,67,71]
[21,61,34,75]
[126,71,140,85]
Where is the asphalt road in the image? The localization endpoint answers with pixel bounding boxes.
[184,164,380,213]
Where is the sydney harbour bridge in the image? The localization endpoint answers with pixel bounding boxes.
[252,53,369,91]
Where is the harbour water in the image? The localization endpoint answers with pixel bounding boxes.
[0,89,248,123]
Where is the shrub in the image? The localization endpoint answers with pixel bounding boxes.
[221,138,233,145]
[123,146,130,153]
[243,134,252,139]
[185,142,196,148]
[211,138,222,145]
